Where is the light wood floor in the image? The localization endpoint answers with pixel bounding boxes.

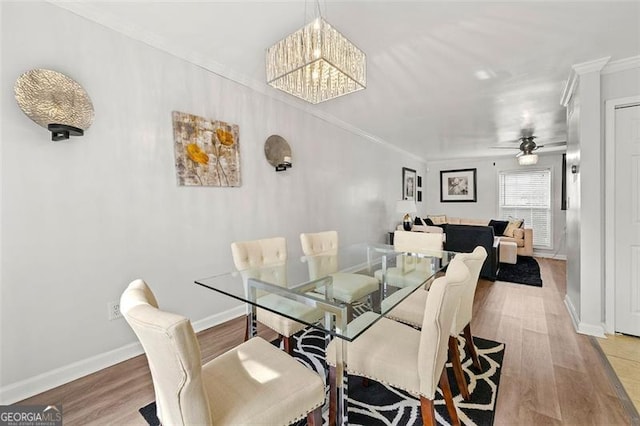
[18,258,634,425]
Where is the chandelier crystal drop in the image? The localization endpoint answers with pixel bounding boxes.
[266,17,366,104]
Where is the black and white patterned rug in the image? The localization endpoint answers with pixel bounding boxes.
[140,327,505,426]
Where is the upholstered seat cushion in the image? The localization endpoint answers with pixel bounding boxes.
[386,288,428,328]
[314,272,379,303]
[374,263,436,288]
[257,295,324,336]
[204,336,325,425]
[326,313,421,396]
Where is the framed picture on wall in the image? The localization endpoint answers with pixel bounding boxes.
[440,168,477,202]
[402,167,417,200]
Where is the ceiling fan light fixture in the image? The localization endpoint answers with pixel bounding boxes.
[518,153,538,166]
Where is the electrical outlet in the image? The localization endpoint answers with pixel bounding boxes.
[108,301,122,321]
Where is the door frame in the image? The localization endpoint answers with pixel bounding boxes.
[604,95,640,334]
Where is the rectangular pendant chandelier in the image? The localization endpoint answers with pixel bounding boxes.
[266,17,366,104]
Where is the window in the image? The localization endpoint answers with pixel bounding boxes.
[498,169,552,248]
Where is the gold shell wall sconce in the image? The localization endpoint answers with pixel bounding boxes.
[264,134,292,172]
[14,69,95,141]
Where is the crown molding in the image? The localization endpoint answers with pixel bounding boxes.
[572,56,611,75]
[560,71,578,107]
[602,55,640,75]
[560,56,611,107]
[46,1,426,163]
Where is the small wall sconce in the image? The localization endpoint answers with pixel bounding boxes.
[14,69,94,141]
[264,135,292,172]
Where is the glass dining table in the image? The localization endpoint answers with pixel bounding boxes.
[195,242,457,426]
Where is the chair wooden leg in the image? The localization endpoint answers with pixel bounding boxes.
[244,315,249,341]
[419,396,435,426]
[329,366,337,426]
[307,406,323,426]
[448,336,470,401]
[439,368,460,426]
[464,323,482,372]
[282,335,294,354]
[362,377,370,387]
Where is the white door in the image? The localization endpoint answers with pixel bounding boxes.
[615,104,640,336]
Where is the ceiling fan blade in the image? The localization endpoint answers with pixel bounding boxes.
[541,141,567,147]
[491,146,520,149]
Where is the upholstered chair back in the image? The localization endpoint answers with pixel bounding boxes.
[300,231,339,279]
[417,258,469,399]
[231,237,288,291]
[121,279,211,426]
[452,246,487,335]
[394,231,443,273]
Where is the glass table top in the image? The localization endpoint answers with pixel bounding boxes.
[195,242,457,341]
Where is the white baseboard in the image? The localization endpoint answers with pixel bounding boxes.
[564,295,606,338]
[564,294,580,330]
[0,306,245,405]
[576,322,607,338]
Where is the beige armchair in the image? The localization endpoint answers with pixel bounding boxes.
[300,231,379,316]
[326,258,470,426]
[121,279,325,426]
[231,237,324,354]
[386,246,487,400]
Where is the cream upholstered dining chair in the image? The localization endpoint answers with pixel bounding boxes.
[121,279,325,426]
[231,237,324,354]
[326,257,470,426]
[374,230,444,288]
[386,246,487,401]
[300,231,379,315]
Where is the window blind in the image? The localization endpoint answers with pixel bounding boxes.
[498,169,552,248]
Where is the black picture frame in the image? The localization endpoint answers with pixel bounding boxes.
[417,191,422,202]
[417,176,422,188]
[402,167,417,200]
[440,168,477,202]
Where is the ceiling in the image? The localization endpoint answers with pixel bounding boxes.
[56,1,640,161]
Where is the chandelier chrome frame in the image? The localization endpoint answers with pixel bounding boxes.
[266,16,366,104]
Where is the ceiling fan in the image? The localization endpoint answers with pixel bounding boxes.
[492,136,566,165]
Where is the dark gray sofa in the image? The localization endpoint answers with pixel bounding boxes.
[444,224,500,281]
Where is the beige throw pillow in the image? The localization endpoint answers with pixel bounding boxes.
[503,219,523,237]
[428,215,447,225]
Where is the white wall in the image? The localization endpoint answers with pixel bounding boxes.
[562,58,640,337]
[565,91,581,317]
[0,2,425,401]
[601,66,640,332]
[425,154,567,258]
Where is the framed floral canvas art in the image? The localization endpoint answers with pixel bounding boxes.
[172,111,241,186]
